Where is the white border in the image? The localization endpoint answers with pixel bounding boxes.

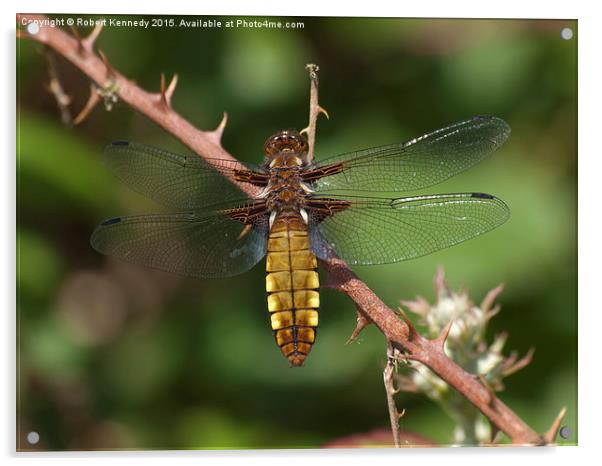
[5,1,598,465]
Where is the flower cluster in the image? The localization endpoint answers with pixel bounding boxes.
[395,268,533,444]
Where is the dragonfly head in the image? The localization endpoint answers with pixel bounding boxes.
[264,129,308,157]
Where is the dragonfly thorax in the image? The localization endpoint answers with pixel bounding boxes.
[264,167,308,213]
[262,136,312,213]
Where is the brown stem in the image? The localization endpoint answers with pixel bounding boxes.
[18,15,548,445]
[301,64,328,163]
[383,344,403,448]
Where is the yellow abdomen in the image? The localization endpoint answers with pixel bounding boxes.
[265,212,319,366]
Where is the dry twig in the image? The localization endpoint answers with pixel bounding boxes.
[18,15,556,445]
[43,47,72,126]
[300,64,329,163]
[384,344,404,448]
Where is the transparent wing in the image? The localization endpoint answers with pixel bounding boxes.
[308,193,509,265]
[90,207,268,278]
[312,116,510,193]
[103,141,262,209]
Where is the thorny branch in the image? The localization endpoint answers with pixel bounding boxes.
[18,15,564,445]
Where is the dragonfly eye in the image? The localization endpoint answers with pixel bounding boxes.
[264,130,308,156]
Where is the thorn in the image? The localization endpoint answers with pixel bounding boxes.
[97,49,116,78]
[391,387,401,395]
[543,407,567,444]
[70,26,84,54]
[490,422,503,444]
[209,112,228,144]
[206,112,228,146]
[397,408,406,419]
[73,83,101,125]
[159,73,167,107]
[299,110,328,134]
[346,308,370,345]
[158,73,179,109]
[166,73,178,104]
[82,21,104,52]
[69,26,81,40]
[318,105,330,120]
[435,319,454,351]
[397,307,418,341]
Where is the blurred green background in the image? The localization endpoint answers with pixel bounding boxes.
[16,16,577,450]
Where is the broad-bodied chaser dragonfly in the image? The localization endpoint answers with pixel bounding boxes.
[91,116,510,366]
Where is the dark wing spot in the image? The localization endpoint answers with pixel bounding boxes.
[101,217,122,226]
[471,192,494,199]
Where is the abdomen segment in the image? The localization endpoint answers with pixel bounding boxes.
[265,213,319,366]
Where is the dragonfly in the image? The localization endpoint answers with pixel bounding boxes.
[91,115,510,367]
